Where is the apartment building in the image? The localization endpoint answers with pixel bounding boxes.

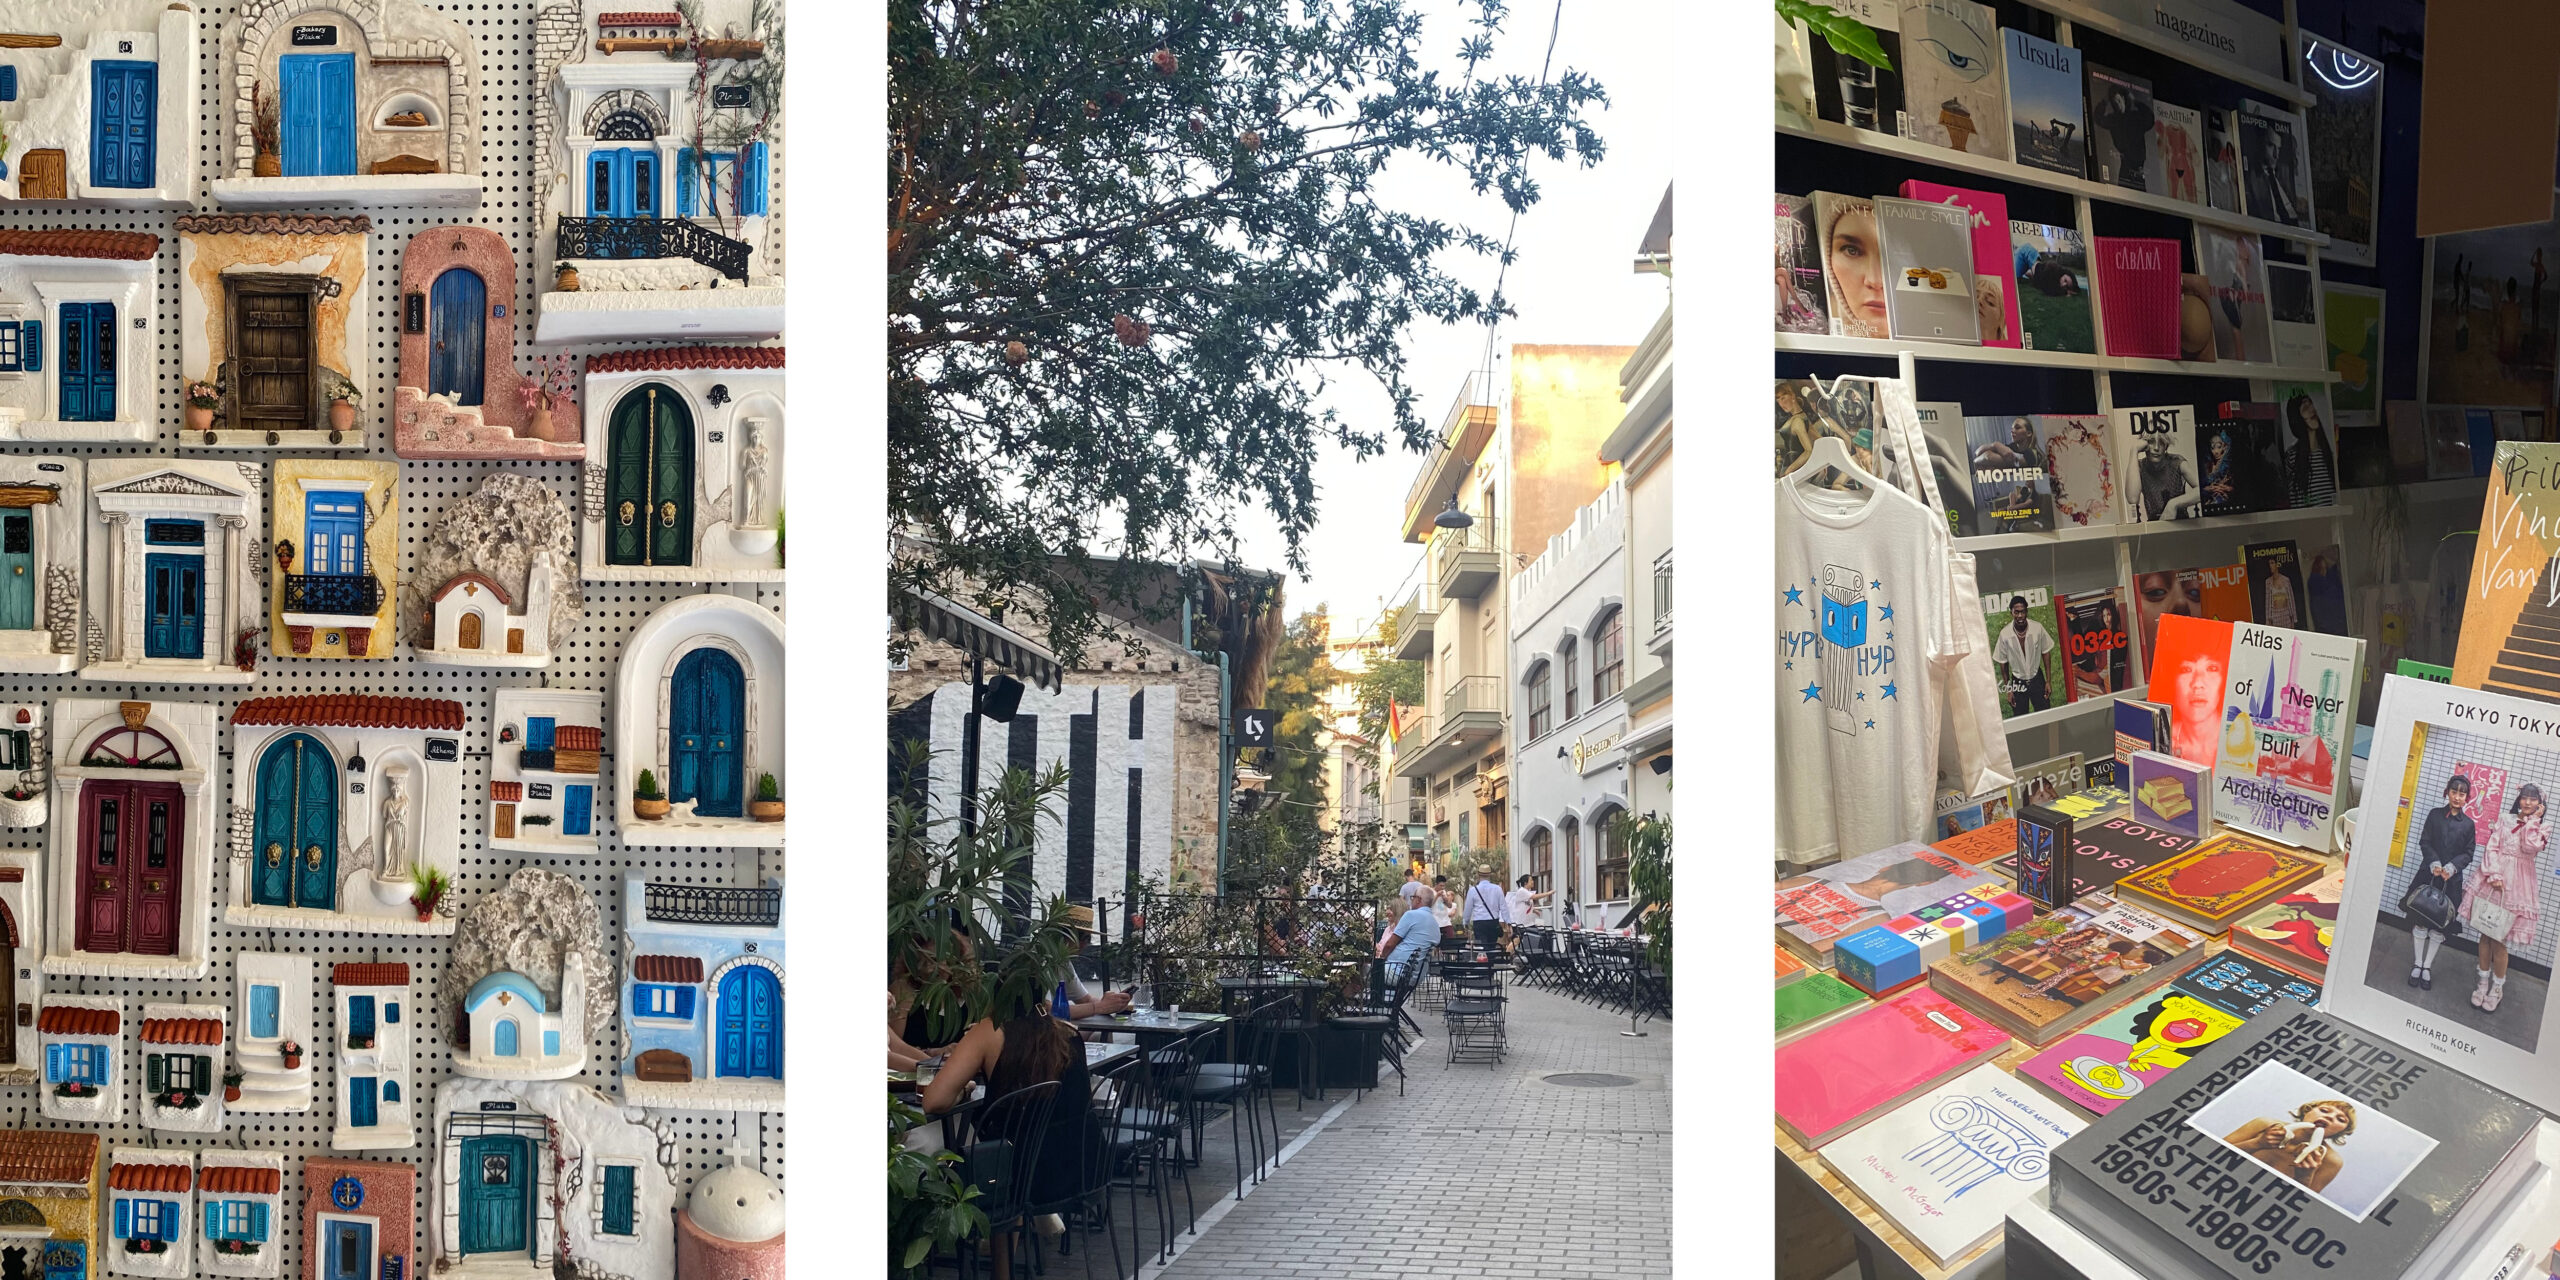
[1606,187,1674,831]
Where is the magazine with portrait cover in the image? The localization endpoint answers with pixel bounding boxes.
[1773,377,1877,483]
[2010,220,2093,353]
[2203,106,2241,212]
[1894,0,2007,160]
[2196,224,2275,365]
[2214,622,2363,850]
[2153,100,2204,204]
[2085,64,2159,193]
[1775,194,1828,334]
[1876,195,1982,343]
[1965,413,2051,532]
[1985,588,2067,719]
[1812,191,1888,339]
[2112,405,2202,523]
[2058,586,2131,701]
[2194,401,2286,517]
[2004,27,2084,177]
[2239,98,2316,229]
[2241,540,2307,630]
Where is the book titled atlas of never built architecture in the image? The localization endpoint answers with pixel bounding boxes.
[2215,623,2363,850]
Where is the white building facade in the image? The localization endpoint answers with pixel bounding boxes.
[1507,479,1635,928]
[0,235,159,443]
[1602,274,1673,830]
[576,346,783,583]
[229,952,312,1113]
[330,963,412,1151]
[0,2,200,207]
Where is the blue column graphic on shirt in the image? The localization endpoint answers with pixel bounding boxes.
[1782,565,1899,740]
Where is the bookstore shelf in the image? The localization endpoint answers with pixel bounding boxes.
[1776,332,2344,383]
[1958,504,2358,553]
[1996,695,2114,736]
[1778,117,2330,246]
[2016,0,2317,107]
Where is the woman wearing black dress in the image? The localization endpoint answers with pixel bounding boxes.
[2409,773,2478,990]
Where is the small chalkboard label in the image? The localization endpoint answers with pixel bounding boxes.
[292,24,336,45]
[35,464,61,473]
[479,1100,517,1112]
[527,783,553,801]
[404,292,425,333]
[426,738,459,762]
[714,84,752,108]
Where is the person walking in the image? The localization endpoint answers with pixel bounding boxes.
[1463,869,1509,950]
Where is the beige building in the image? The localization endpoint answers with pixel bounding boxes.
[1315,611,1389,833]
[1390,347,1632,873]
[1605,187,1674,828]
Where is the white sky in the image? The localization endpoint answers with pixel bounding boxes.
[1229,0,1674,640]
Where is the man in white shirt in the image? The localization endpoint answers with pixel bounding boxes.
[1462,870,1510,949]
[1992,594,2057,715]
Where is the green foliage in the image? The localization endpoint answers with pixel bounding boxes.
[1352,652,1424,790]
[1221,803,1396,905]
[1774,0,1893,70]
[889,1094,986,1277]
[888,0,1607,664]
[757,772,780,801]
[1259,609,1342,807]
[633,769,661,800]
[888,742,1084,1043]
[1617,805,1671,970]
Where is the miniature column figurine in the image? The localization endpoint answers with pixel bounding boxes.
[380,775,411,880]
[739,421,771,529]
[102,513,130,662]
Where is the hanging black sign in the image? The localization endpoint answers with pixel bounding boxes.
[404,292,425,333]
[527,783,553,801]
[714,84,752,108]
[291,24,337,45]
[1235,709,1272,748]
[426,738,459,762]
[478,1100,517,1112]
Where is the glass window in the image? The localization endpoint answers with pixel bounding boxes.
[1560,640,1579,719]
[0,323,17,371]
[1592,608,1626,703]
[1595,812,1630,900]
[1527,827,1552,892]
[1561,818,1581,902]
[1455,812,1470,849]
[1526,662,1552,739]
[96,798,117,865]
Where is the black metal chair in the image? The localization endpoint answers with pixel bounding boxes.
[1163,998,1287,1200]
[1101,1040,1190,1265]
[1328,962,1421,1099]
[956,1080,1061,1280]
[1440,961,1507,1066]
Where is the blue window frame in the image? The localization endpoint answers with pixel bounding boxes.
[15,320,35,372]
[526,717,555,750]
[116,1197,175,1242]
[303,491,364,577]
[249,984,279,1039]
[0,68,16,101]
[204,1200,270,1243]
[384,1001,400,1025]
[383,1080,400,1102]
[563,785,593,836]
[743,141,769,215]
[601,1164,636,1236]
[346,995,375,1042]
[632,984,696,1020]
[45,1043,103,1085]
[0,323,17,372]
[144,520,202,546]
[543,1030,560,1057]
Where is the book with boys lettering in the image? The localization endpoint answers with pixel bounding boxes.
[1877,196,1983,343]
[1818,1063,2087,1266]
[2214,623,2363,849]
[2114,405,2203,523]
[1901,182,2020,348]
[1994,813,2193,903]
[1775,987,2014,1149]
[2110,830,2329,934]
[2059,586,2132,700]
[1895,0,2008,161]
[1927,891,2204,1044]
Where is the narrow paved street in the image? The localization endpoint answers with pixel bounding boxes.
[1145,984,1673,1280]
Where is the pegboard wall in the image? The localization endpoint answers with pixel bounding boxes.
[0,2,786,1273]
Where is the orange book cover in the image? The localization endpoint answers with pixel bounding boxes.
[2455,441,2560,698]
[1933,818,2020,866]
[2111,831,2327,930]
[2195,563,2251,623]
[2144,613,2233,767]
[1777,945,1810,987]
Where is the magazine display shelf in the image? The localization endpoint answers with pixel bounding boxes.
[1777,332,2343,383]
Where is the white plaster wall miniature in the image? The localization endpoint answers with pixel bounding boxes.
[223,697,465,934]
[615,594,784,849]
[212,0,485,209]
[0,1,200,207]
[530,0,783,343]
[440,867,609,1080]
[136,1001,227,1136]
[487,688,605,854]
[433,1078,677,1280]
[330,964,412,1151]
[195,1151,285,1279]
[104,1147,193,1279]
[0,701,50,830]
[405,471,585,667]
[173,216,370,451]
[38,994,123,1123]
[576,349,784,583]
[0,237,160,443]
[44,700,222,979]
[82,461,264,684]
[229,952,313,1113]
[0,847,41,1081]
[619,876,783,1114]
[0,459,90,673]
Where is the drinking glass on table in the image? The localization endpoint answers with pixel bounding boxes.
[1131,982,1154,1020]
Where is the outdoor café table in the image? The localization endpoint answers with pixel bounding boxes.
[1068,1010,1229,1041]
[1214,972,1328,1024]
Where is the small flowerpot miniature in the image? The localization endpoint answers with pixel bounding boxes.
[634,769,670,821]
[329,393,358,434]
[410,866,453,923]
[555,263,581,292]
[0,780,45,828]
[184,379,220,432]
[750,772,784,823]
[279,1041,302,1071]
[222,1069,243,1103]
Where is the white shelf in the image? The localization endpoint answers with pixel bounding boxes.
[1998,695,2114,735]
[1959,505,2351,552]
[2367,476,2490,503]
[1778,117,2328,245]
[1775,331,2341,383]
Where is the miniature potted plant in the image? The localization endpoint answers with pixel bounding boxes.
[555,260,581,292]
[214,1239,260,1257]
[278,1039,302,1071]
[51,1080,90,1099]
[222,1068,243,1103]
[347,1029,376,1050]
[751,772,785,822]
[409,865,451,922]
[520,813,555,828]
[634,768,669,820]
[0,771,44,828]
[327,385,360,436]
[251,85,282,177]
[158,1088,201,1110]
[515,353,576,441]
[183,379,221,433]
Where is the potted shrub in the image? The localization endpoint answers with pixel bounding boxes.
[409,866,451,922]
[327,385,360,436]
[222,1068,243,1103]
[633,769,669,820]
[751,772,784,822]
[516,353,575,441]
[278,1040,302,1071]
[555,261,581,293]
[347,1030,375,1050]
[183,379,221,433]
[157,1089,201,1111]
[251,86,281,177]
[0,771,44,828]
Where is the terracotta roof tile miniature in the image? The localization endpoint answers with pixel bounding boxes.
[600,10,684,23]
[0,230,161,261]
[199,1164,281,1195]
[333,963,410,987]
[490,781,523,802]
[139,1017,223,1045]
[586,345,784,375]
[556,726,603,751]
[110,1162,191,1193]
[38,1006,118,1036]
[232,696,465,731]
[173,214,372,236]
[0,1131,98,1186]
[430,572,512,606]
[633,955,704,983]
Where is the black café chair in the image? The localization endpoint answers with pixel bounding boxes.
[956,1080,1060,1280]
[1102,1038,1191,1265]
[1441,961,1507,1066]
[1163,997,1287,1199]
[1327,961,1420,1099]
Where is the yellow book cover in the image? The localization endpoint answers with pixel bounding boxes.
[2456,442,2560,698]
[2112,831,2328,929]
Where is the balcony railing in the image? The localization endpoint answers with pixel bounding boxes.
[519,748,556,772]
[1390,578,1441,660]
[282,573,382,617]
[555,216,751,282]
[1434,516,1503,598]
[643,883,782,927]
[1433,517,1502,570]
[1443,675,1503,717]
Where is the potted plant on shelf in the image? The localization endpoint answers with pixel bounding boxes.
[516,353,575,441]
[222,1068,243,1103]
[278,1039,302,1071]
[327,385,360,436]
[634,769,669,820]
[251,85,281,177]
[409,866,451,922]
[555,260,581,293]
[184,379,221,434]
[751,772,784,822]
[0,771,44,828]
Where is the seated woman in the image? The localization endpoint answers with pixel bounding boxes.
[918,1002,1109,1213]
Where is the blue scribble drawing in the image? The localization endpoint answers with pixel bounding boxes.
[1903,1095,2051,1199]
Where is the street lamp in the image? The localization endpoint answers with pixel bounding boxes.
[1433,497,1474,529]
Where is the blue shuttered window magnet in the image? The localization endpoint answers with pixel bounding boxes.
[676,148,697,216]
[0,67,15,101]
[744,141,769,215]
[19,320,37,372]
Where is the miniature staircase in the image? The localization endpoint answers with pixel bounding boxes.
[230,1044,309,1109]
[2482,557,2560,702]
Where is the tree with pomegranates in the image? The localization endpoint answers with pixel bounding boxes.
[889,0,1606,662]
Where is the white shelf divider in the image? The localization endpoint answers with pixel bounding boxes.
[1777,332,2341,383]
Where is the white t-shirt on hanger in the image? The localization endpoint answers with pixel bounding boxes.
[1776,474,1965,865]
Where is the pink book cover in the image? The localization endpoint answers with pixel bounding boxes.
[1901,181,2022,348]
[1774,988,2013,1147]
[2094,236,2182,359]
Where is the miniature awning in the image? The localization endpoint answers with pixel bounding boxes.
[0,1131,97,1188]
[138,1017,223,1046]
[633,955,703,984]
[0,486,58,509]
[109,1163,191,1193]
[233,696,465,730]
[37,1006,118,1037]
[198,1165,281,1196]
[332,963,410,987]
[490,782,524,802]
[896,586,1063,694]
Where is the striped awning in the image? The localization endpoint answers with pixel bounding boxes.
[896,587,1063,693]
